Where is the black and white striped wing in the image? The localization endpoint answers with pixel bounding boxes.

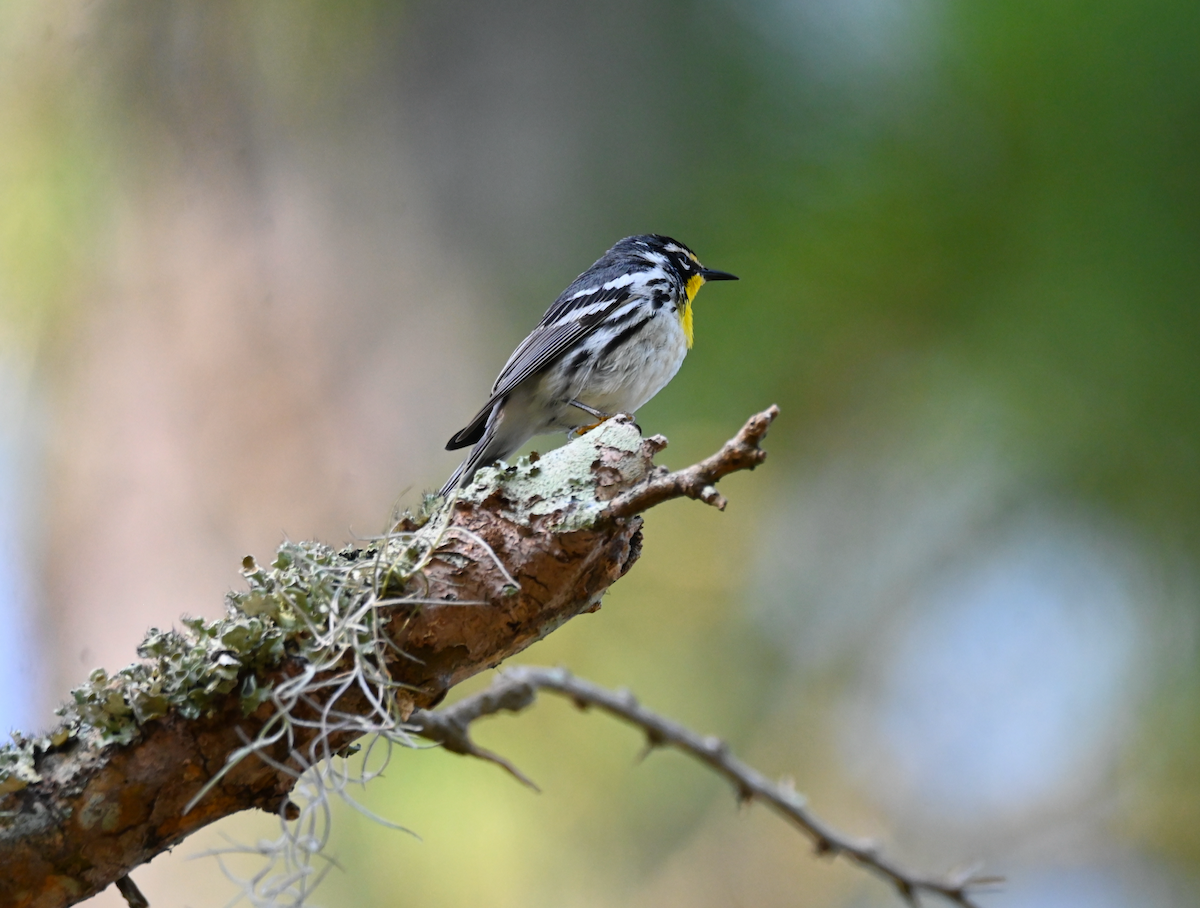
[489,297,627,396]
[485,265,649,399]
[443,293,629,450]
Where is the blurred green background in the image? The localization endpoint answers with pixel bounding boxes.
[2,1,1199,906]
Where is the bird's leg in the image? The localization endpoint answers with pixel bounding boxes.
[569,399,610,419]
[567,399,614,438]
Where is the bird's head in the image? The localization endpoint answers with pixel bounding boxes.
[612,234,738,348]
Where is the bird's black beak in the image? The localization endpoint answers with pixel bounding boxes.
[700,268,739,281]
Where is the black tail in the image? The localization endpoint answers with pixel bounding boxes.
[445,400,495,450]
[439,422,501,496]
[438,459,470,497]
[440,400,506,495]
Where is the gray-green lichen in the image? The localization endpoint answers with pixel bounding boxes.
[456,415,652,530]
[0,420,651,797]
[0,539,417,796]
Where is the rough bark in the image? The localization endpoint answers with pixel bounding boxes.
[0,407,777,908]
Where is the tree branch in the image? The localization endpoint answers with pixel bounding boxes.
[607,404,779,516]
[413,667,1002,908]
[0,408,775,908]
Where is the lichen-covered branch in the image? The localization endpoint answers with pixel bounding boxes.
[0,409,775,908]
[413,667,1002,908]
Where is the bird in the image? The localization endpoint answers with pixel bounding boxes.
[440,234,738,495]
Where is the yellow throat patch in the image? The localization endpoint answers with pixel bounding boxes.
[682,273,704,349]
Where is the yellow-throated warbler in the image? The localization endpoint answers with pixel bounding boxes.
[440,234,737,495]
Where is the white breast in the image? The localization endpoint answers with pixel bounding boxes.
[573,309,688,415]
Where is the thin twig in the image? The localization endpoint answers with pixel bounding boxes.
[407,681,542,792]
[412,666,1002,908]
[114,875,149,908]
[606,405,780,517]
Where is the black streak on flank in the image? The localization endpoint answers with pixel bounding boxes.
[563,349,590,378]
[599,316,650,360]
[601,302,649,332]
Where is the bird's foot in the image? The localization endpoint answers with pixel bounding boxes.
[567,421,606,439]
[566,407,641,439]
[566,399,614,438]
